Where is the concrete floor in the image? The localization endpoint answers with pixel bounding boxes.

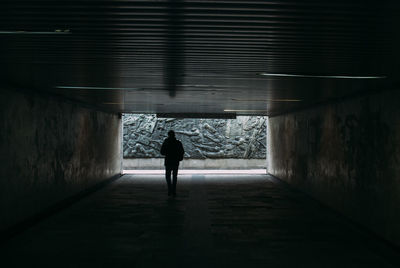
[1,174,399,268]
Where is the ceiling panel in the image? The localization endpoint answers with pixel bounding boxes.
[1,0,399,116]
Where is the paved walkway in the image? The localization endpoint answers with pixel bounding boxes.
[1,174,399,267]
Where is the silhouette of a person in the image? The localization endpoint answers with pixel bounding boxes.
[160,130,184,196]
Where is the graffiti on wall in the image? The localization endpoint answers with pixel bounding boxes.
[123,114,266,159]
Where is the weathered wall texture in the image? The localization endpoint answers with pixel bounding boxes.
[0,90,121,231]
[267,90,400,246]
[123,115,266,159]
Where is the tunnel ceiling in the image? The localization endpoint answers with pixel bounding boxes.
[1,0,399,116]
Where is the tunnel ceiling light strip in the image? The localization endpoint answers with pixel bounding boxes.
[232,98,302,102]
[224,109,268,112]
[178,84,243,89]
[157,113,236,119]
[0,30,71,35]
[103,102,142,105]
[103,103,166,107]
[258,73,387,79]
[122,111,152,113]
[56,86,140,90]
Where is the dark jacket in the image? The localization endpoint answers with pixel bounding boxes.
[160,137,184,166]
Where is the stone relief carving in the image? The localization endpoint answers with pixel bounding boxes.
[123,114,266,159]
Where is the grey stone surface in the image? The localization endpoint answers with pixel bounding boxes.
[123,114,266,159]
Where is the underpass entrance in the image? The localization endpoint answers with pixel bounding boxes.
[122,114,267,171]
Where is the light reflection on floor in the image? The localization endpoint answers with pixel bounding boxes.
[122,169,267,175]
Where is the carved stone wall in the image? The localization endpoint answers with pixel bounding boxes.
[123,114,266,159]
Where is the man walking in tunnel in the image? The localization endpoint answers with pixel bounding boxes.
[160,130,184,197]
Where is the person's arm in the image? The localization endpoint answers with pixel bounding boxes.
[179,141,184,159]
[180,142,184,155]
[160,140,166,155]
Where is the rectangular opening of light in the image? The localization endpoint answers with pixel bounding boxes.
[122,113,267,171]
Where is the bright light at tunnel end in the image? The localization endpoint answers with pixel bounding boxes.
[122,169,267,175]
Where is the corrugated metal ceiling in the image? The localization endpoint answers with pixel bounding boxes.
[1,0,399,115]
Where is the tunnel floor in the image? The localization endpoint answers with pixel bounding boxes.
[1,174,399,267]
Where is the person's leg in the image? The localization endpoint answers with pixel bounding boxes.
[165,166,172,196]
[172,166,178,196]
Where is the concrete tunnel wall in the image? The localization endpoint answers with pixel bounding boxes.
[0,89,122,232]
[267,89,400,246]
